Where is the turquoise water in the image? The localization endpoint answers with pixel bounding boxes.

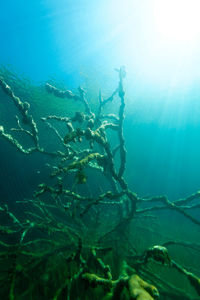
[0,1,200,299]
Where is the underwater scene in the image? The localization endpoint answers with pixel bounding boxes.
[0,1,200,299]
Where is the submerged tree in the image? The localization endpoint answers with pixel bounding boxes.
[0,67,200,299]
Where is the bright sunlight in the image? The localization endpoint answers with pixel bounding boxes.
[153,0,200,43]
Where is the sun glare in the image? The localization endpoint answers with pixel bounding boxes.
[105,0,200,86]
[153,0,200,43]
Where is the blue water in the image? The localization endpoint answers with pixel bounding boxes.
[1,0,200,199]
[0,1,200,299]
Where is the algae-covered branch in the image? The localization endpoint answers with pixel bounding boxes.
[0,67,200,299]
